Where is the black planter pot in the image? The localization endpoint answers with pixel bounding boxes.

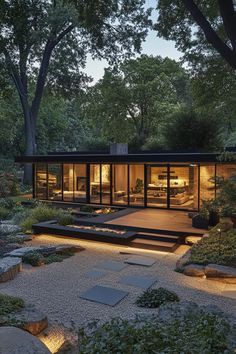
[209,211,219,227]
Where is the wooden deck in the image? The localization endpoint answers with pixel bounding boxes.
[106,208,206,234]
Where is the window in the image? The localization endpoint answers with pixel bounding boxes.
[147,165,167,208]
[74,164,87,203]
[90,164,101,203]
[112,164,128,205]
[129,165,144,206]
[35,163,47,199]
[48,164,62,201]
[63,164,74,202]
[101,164,111,204]
[200,165,215,203]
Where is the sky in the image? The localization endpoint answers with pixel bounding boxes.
[85,0,182,83]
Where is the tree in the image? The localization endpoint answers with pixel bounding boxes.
[0,0,151,182]
[162,108,222,151]
[155,0,236,70]
[82,55,190,148]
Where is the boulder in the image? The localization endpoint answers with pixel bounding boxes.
[205,264,236,283]
[0,257,22,282]
[183,264,205,277]
[0,243,21,257]
[185,236,202,245]
[0,326,50,354]
[5,246,40,257]
[11,304,48,335]
[0,223,21,235]
[176,249,191,271]
[13,234,33,242]
[55,244,84,255]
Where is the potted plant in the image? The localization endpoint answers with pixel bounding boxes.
[135,178,144,194]
[200,199,220,227]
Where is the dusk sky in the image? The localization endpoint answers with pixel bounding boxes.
[85,0,182,82]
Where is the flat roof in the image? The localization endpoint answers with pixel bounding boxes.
[15,152,222,164]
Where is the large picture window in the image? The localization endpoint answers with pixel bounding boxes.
[48,164,62,201]
[112,164,128,205]
[35,163,47,199]
[63,164,74,202]
[200,165,216,203]
[129,165,144,206]
[74,164,87,203]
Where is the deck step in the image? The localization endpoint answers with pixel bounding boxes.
[137,232,180,243]
[130,237,179,252]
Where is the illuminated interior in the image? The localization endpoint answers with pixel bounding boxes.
[34,162,236,211]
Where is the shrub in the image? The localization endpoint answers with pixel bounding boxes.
[22,251,44,266]
[0,206,10,220]
[19,204,72,232]
[58,214,74,226]
[78,304,234,353]
[136,288,179,308]
[80,205,95,213]
[0,293,24,315]
[188,226,236,266]
[44,253,73,264]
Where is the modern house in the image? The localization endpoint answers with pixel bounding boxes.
[16,144,236,212]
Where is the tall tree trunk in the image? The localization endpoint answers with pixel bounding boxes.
[23,106,36,184]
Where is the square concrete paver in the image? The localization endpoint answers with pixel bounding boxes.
[80,285,129,306]
[125,256,156,267]
[96,260,128,272]
[119,275,157,289]
[85,270,107,279]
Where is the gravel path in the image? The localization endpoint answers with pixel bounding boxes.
[0,234,235,330]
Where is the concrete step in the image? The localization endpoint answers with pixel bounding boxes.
[137,232,180,243]
[130,237,179,252]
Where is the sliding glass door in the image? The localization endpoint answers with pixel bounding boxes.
[147,165,168,208]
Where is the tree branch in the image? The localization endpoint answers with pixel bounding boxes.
[183,0,236,69]
[218,0,236,51]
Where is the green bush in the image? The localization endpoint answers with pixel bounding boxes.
[0,206,10,220]
[78,304,234,353]
[136,288,179,308]
[58,214,74,226]
[44,253,73,264]
[19,204,72,232]
[0,293,24,315]
[22,251,44,266]
[80,205,95,213]
[188,225,236,266]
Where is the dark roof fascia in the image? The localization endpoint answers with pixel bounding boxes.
[15,152,221,164]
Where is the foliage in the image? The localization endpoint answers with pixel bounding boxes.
[22,251,44,267]
[22,250,73,266]
[199,199,221,219]
[0,293,24,316]
[80,205,95,213]
[78,304,234,353]
[188,224,236,266]
[134,178,144,194]
[19,204,72,232]
[81,55,191,148]
[0,159,19,197]
[217,151,236,163]
[162,108,222,151]
[0,206,10,220]
[136,288,179,308]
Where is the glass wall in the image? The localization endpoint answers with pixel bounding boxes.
[90,164,101,203]
[129,165,144,206]
[112,164,128,205]
[74,164,87,203]
[101,164,111,204]
[48,164,62,200]
[200,165,216,203]
[35,163,47,199]
[169,165,198,210]
[63,164,74,201]
[147,165,168,208]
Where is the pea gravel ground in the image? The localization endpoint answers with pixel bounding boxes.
[0,234,235,330]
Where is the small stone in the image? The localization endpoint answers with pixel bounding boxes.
[183,264,205,277]
[205,264,236,283]
[0,326,50,354]
[0,257,22,282]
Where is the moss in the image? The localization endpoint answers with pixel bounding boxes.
[136,288,179,308]
[0,293,24,316]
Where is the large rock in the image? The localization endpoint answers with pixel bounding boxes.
[11,304,48,335]
[12,234,33,243]
[176,249,191,271]
[55,244,84,255]
[5,246,40,257]
[0,257,22,282]
[205,264,236,283]
[0,223,21,235]
[183,264,205,277]
[0,326,50,354]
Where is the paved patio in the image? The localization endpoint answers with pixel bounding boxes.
[0,235,235,330]
[107,208,206,234]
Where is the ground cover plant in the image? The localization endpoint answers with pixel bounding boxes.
[136,287,179,308]
[0,293,24,316]
[22,250,74,267]
[77,303,235,353]
[188,223,236,267]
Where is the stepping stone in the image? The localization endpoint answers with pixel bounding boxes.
[119,275,157,289]
[96,260,128,272]
[85,270,107,279]
[80,285,128,306]
[125,256,156,267]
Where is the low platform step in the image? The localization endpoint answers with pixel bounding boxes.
[137,232,180,243]
[130,237,179,252]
